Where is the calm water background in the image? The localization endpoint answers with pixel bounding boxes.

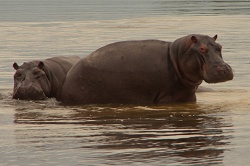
[0,0,250,165]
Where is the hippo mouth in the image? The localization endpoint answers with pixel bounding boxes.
[202,63,233,83]
[13,85,47,100]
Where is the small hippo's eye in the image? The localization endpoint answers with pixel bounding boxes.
[14,73,23,81]
[33,70,42,78]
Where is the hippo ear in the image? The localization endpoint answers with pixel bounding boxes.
[38,61,44,69]
[191,36,198,43]
[213,34,217,41]
[13,62,19,70]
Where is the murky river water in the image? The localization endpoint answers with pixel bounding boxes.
[0,0,250,165]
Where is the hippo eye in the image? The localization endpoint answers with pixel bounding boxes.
[217,45,222,52]
[14,73,23,81]
[216,45,222,57]
[33,70,42,78]
[199,46,208,55]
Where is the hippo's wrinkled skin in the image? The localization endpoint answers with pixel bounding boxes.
[13,56,81,100]
[58,34,233,104]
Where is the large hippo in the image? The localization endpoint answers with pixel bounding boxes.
[13,56,81,100]
[58,34,233,104]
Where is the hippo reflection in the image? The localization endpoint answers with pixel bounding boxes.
[14,104,232,165]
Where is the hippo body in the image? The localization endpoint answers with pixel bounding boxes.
[58,35,233,104]
[13,56,81,100]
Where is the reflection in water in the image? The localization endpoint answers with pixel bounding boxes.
[12,100,232,165]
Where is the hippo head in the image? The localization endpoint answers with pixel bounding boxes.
[170,34,233,87]
[12,61,51,100]
[191,35,233,83]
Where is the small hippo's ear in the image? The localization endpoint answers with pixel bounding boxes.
[38,61,44,69]
[213,34,217,41]
[191,36,198,43]
[13,62,19,70]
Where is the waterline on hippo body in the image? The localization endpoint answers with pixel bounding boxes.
[13,84,47,100]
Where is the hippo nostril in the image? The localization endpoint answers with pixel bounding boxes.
[215,66,223,74]
[214,64,231,75]
[214,64,233,77]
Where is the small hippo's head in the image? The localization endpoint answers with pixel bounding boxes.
[12,61,51,100]
[190,35,233,83]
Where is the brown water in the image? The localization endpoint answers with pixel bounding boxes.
[1,89,250,165]
[0,1,250,165]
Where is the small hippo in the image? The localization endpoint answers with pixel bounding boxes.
[58,34,233,105]
[12,56,81,100]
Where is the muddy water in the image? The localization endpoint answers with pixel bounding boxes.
[1,90,250,165]
[1,0,250,165]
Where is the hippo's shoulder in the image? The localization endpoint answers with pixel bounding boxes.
[42,56,80,74]
[44,56,80,68]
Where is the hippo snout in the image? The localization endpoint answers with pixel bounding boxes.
[203,63,233,83]
[215,63,232,75]
[13,84,47,100]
